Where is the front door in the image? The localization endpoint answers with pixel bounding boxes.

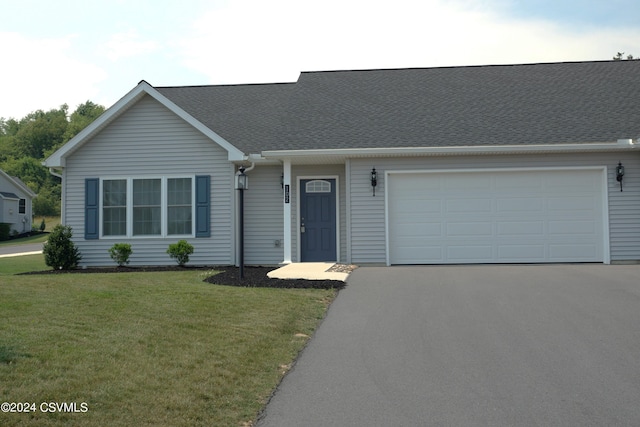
[300,179,337,262]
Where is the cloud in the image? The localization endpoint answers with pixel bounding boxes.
[0,32,108,119]
[176,0,640,84]
[103,30,160,61]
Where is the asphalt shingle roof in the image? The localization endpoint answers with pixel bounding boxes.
[156,60,640,154]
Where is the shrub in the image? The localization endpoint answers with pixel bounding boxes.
[43,225,82,270]
[40,218,46,231]
[0,223,10,241]
[167,240,194,266]
[109,243,132,267]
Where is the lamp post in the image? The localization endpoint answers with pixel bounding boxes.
[236,166,248,279]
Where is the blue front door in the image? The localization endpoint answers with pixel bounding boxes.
[300,179,337,262]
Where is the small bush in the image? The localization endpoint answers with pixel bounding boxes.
[109,243,132,267]
[167,240,194,266]
[43,225,82,270]
[0,223,10,241]
[40,218,46,231]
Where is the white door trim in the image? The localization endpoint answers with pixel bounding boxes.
[297,175,340,263]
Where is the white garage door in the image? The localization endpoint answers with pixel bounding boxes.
[387,169,606,264]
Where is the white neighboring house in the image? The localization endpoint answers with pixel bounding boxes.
[0,169,36,235]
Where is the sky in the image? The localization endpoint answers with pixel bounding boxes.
[1,0,640,120]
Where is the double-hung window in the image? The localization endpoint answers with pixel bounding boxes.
[103,180,127,236]
[101,177,194,237]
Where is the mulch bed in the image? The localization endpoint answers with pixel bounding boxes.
[19,265,346,290]
[204,266,346,290]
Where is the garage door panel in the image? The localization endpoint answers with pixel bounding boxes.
[446,199,492,213]
[388,169,605,264]
[497,221,545,236]
[495,174,544,190]
[497,245,546,260]
[447,222,493,236]
[548,197,596,212]
[548,220,597,235]
[445,174,491,191]
[447,245,494,261]
[549,244,599,259]
[496,198,544,213]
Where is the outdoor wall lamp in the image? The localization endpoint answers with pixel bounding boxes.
[371,167,378,196]
[236,166,248,190]
[616,162,625,192]
[280,173,284,189]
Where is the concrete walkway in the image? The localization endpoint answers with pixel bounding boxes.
[267,262,350,281]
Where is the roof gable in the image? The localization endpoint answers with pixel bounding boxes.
[44,81,246,168]
[0,169,36,198]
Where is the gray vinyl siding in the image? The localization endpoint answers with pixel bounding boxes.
[291,164,347,263]
[348,152,640,264]
[64,95,234,267]
[244,165,284,265]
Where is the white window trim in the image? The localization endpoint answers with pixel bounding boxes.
[99,175,196,239]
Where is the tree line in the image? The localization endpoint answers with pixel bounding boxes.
[0,101,105,216]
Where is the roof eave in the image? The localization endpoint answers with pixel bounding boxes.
[262,142,638,163]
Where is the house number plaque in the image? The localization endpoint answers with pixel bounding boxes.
[284,185,290,203]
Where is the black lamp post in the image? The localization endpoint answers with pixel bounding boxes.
[237,167,248,279]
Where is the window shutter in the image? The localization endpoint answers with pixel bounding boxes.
[195,175,210,238]
[85,178,99,240]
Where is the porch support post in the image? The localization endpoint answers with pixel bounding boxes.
[283,159,292,264]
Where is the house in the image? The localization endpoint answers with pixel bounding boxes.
[0,169,36,235]
[44,60,640,267]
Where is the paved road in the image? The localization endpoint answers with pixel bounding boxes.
[257,264,640,427]
[0,242,43,256]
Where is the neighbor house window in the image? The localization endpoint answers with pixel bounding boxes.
[101,177,194,238]
[103,179,127,236]
[19,199,26,214]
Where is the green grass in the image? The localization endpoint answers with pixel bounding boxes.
[0,216,59,247]
[0,256,336,426]
[0,254,47,275]
[0,232,48,247]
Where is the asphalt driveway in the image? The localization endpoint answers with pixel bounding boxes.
[257,264,640,426]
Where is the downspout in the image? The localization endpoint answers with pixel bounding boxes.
[48,167,65,225]
[241,162,256,173]
[49,168,63,179]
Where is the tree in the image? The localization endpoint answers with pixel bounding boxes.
[613,52,635,60]
[9,105,69,159]
[60,101,105,149]
[0,100,104,216]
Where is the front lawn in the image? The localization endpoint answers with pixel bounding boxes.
[0,256,336,426]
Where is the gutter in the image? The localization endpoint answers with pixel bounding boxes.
[262,141,637,160]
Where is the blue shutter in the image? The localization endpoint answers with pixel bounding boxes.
[85,178,99,240]
[195,175,210,238]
